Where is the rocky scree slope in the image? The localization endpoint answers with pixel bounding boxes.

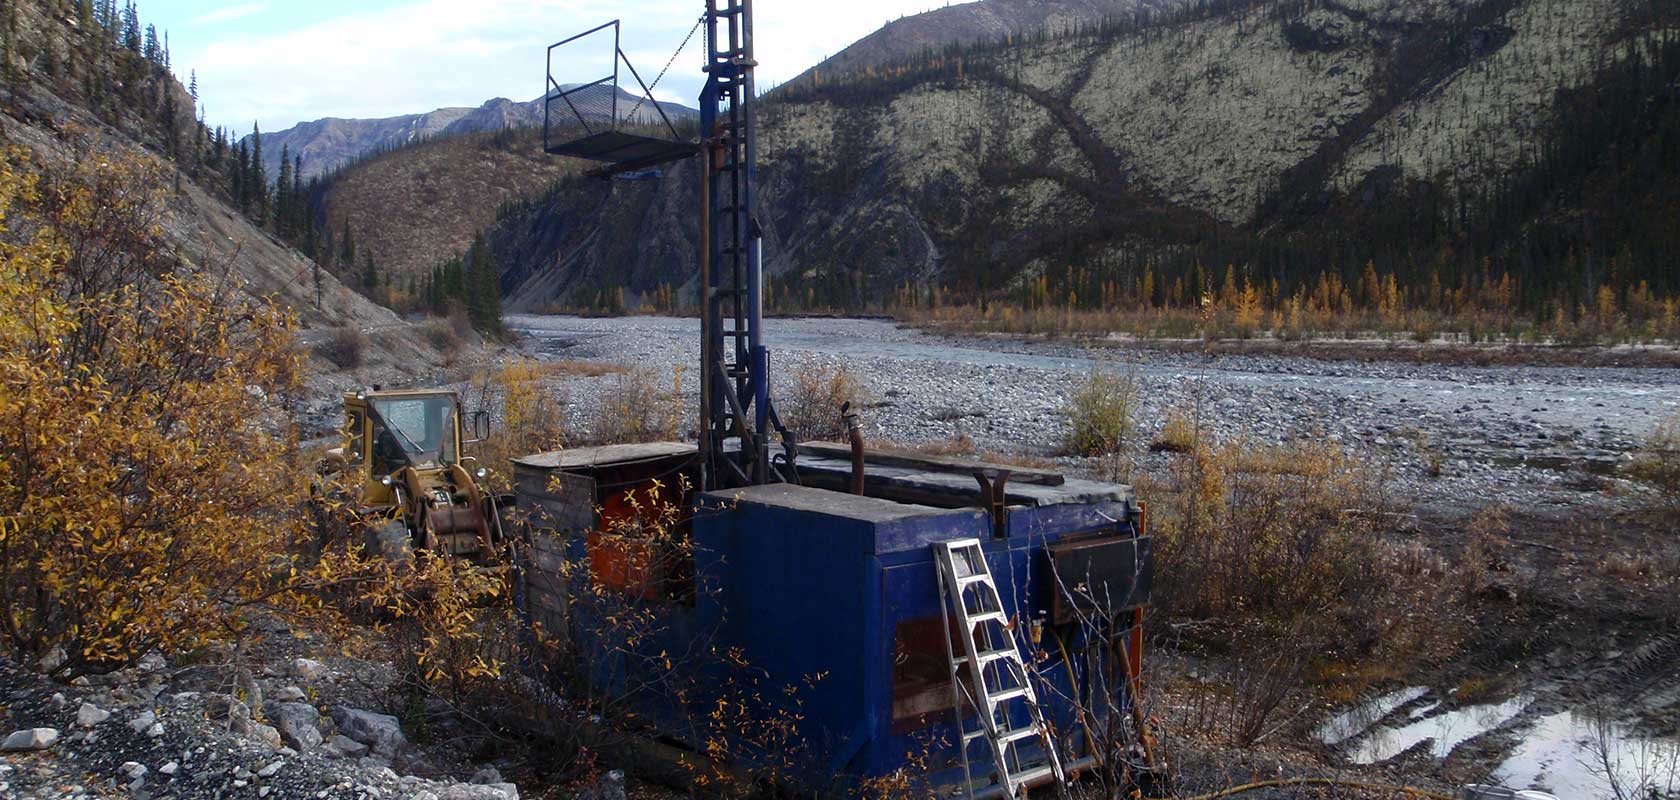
[0,649,526,800]
[0,0,456,388]
[257,87,698,182]
[481,0,1677,311]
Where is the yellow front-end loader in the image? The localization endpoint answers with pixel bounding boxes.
[315,387,514,567]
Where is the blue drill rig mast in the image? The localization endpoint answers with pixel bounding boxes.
[544,0,794,492]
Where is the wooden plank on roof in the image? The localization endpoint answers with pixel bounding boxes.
[513,442,695,471]
[796,441,1064,486]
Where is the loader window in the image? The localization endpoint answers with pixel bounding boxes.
[369,396,459,467]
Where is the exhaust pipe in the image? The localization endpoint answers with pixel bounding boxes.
[843,401,864,495]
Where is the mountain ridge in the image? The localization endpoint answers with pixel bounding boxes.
[253,88,698,182]
[476,0,1678,317]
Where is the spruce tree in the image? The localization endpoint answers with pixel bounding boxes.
[275,144,293,235]
[362,253,377,292]
[122,1,140,52]
[248,123,268,221]
[339,218,356,270]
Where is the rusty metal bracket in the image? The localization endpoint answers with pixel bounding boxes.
[973,469,1011,538]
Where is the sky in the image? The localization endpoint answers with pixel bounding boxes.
[140,0,951,133]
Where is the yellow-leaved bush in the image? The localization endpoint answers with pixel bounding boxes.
[0,144,518,694]
[0,147,309,675]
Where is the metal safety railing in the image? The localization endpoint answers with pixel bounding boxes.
[543,20,695,169]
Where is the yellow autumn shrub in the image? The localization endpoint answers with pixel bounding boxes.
[0,148,306,676]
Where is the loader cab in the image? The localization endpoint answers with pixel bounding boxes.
[342,389,466,506]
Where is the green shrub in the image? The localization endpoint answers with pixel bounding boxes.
[1062,363,1140,456]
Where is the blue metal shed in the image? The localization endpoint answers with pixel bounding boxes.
[515,443,1152,797]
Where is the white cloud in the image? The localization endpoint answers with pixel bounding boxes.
[176,0,946,131]
[190,3,269,26]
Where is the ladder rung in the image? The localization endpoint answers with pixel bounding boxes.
[954,647,1015,667]
[998,725,1042,746]
[1010,764,1057,787]
[957,573,990,588]
[988,686,1029,704]
[968,611,1007,625]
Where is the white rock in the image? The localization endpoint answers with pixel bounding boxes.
[257,760,284,778]
[260,788,271,798]
[489,783,519,800]
[290,658,327,680]
[0,728,59,752]
[251,723,285,751]
[145,722,165,738]
[160,761,179,775]
[37,646,68,673]
[49,692,67,709]
[128,710,157,734]
[270,686,307,702]
[76,703,110,727]
[121,762,147,779]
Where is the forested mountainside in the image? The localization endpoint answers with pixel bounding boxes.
[482,0,1678,325]
[254,88,698,182]
[0,0,450,374]
[788,0,1182,88]
[316,126,588,290]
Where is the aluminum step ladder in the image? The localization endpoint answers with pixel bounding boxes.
[933,538,1068,800]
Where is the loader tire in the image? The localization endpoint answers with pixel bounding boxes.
[365,520,413,564]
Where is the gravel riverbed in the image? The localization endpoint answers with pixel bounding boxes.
[508,314,1679,514]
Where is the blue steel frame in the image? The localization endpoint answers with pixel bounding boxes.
[697,0,795,492]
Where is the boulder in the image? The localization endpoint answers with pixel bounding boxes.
[579,771,625,800]
[264,702,323,751]
[1,728,59,752]
[325,734,369,759]
[290,658,327,681]
[329,706,407,758]
[250,723,285,751]
[469,766,502,785]
[127,710,156,734]
[270,686,306,703]
[76,703,110,728]
[207,695,252,734]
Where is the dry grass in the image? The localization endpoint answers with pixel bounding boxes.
[318,325,367,368]
[1149,407,1200,454]
[1061,363,1140,456]
[1627,411,1680,511]
[421,319,464,358]
[470,359,570,491]
[541,359,630,378]
[779,357,868,442]
[1142,435,1468,701]
[588,366,685,445]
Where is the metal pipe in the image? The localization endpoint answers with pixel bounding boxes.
[844,402,864,495]
[968,755,1099,800]
[697,97,714,490]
